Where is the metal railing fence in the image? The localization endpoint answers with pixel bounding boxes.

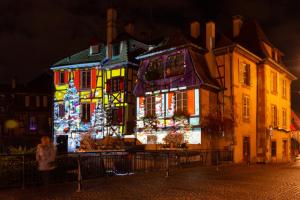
[0,149,233,189]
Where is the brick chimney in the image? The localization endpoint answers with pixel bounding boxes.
[190,21,200,39]
[206,21,215,51]
[124,23,134,35]
[107,8,117,59]
[232,15,243,38]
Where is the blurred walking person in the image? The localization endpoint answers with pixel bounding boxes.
[36,136,56,186]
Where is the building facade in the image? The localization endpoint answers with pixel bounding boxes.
[0,73,52,152]
[51,8,149,151]
[134,17,296,163]
[134,26,220,148]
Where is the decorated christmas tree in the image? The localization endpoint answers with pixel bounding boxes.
[64,79,80,132]
[91,100,106,138]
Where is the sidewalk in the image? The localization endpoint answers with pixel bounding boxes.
[1,163,300,200]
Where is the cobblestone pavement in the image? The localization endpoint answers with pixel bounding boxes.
[1,163,300,200]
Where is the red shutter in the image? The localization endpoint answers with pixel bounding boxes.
[119,78,124,90]
[54,71,60,85]
[74,70,80,89]
[91,68,97,89]
[64,70,69,83]
[118,108,123,124]
[90,102,96,116]
[106,79,111,93]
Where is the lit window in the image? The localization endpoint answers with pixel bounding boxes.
[25,96,30,107]
[242,63,250,86]
[113,43,120,57]
[242,95,250,119]
[270,71,277,94]
[271,105,278,127]
[81,103,91,122]
[175,91,187,113]
[80,70,91,89]
[29,116,37,131]
[282,79,287,98]
[36,96,40,107]
[282,108,287,128]
[43,96,48,107]
[166,54,185,77]
[145,95,155,116]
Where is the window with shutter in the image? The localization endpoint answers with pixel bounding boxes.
[270,71,277,94]
[282,79,287,98]
[282,108,287,128]
[271,105,278,127]
[80,70,91,90]
[59,71,65,85]
[242,63,250,86]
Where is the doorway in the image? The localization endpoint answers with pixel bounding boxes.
[243,137,250,163]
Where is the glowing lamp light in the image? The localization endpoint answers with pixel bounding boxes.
[5,119,19,129]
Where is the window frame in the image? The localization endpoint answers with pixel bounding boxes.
[80,69,91,90]
[282,108,287,129]
[270,71,278,94]
[271,141,277,157]
[242,95,250,120]
[29,116,37,131]
[59,71,65,85]
[145,95,156,116]
[175,91,188,113]
[81,103,91,122]
[145,59,164,80]
[165,53,185,78]
[242,63,250,86]
[282,79,287,99]
[271,104,278,127]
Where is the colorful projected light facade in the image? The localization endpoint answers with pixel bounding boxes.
[52,38,148,151]
[134,32,220,145]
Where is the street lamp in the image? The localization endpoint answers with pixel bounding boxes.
[269,125,273,161]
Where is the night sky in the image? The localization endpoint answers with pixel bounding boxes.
[1,0,300,109]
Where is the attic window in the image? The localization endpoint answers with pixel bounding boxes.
[166,53,185,77]
[145,59,163,80]
[113,43,120,57]
[90,45,99,55]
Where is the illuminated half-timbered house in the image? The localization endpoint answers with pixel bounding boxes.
[134,25,220,147]
[51,8,149,151]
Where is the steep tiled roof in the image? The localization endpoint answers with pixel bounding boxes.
[53,44,106,67]
[189,50,220,88]
[234,19,269,58]
[138,30,203,58]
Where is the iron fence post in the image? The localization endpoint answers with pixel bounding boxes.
[22,155,25,189]
[165,153,169,177]
[77,155,82,192]
[216,151,219,171]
